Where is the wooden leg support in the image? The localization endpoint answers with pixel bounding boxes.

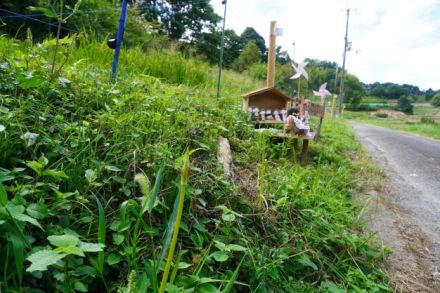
[291,138,299,163]
[300,140,309,166]
[293,138,299,152]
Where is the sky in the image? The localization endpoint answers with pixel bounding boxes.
[212,0,440,90]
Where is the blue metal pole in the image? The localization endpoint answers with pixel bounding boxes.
[110,0,129,82]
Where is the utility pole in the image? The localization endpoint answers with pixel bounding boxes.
[332,63,338,118]
[338,8,350,114]
[216,0,228,99]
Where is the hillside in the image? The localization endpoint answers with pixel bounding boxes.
[0,36,390,292]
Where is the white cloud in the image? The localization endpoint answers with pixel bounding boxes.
[213,0,440,89]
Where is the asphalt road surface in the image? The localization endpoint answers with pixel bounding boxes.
[352,122,440,291]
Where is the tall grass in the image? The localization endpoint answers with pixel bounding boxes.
[0,35,390,292]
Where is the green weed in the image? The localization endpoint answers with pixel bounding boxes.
[0,35,390,292]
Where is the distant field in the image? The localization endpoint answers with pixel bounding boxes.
[413,103,440,115]
[345,104,440,140]
[361,96,390,104]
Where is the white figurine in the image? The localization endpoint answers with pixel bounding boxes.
[280,109,287,122]
[274,110,281,121]
[248,107,253,119]
[252,107,259,118]
[265,109,273,120]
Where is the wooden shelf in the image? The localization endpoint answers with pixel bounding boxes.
[253,120,285,125]
[272,132,316,140]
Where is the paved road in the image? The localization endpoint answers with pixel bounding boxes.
[353,122,440,290]
[353,122,440,247]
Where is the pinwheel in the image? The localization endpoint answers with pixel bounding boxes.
[290,61,309,101]
[312,82,332,142]
[313,82,331,103]
[290,61,309,80]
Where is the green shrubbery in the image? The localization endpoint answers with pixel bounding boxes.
[397,96,413,114]
[0,36,389,292]
[431,93,440,107]
[374,113,388,118]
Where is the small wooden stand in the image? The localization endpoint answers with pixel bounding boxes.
[273,132,315,166]
[240,20,326,166]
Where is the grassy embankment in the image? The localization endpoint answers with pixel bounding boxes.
[0,35,390,292]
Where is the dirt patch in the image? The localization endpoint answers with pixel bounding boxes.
[357,186,440,292]
[234,167,258,202]
[370,109,407,119]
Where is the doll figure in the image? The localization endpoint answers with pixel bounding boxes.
[252,107,259,119]
[274,110,281,121]
[284,107,310,135]
[248,107,253,120]
[300,99,311,127]
[284,108,300,134]
[280,109,287,122]
[265,109,273,120]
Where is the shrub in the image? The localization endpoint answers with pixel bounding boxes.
[375,113,388,118]
[431,93,440,107]
[421,117,437,124]
[397,96,413,114]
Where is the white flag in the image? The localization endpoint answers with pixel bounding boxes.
[275,27,283,36]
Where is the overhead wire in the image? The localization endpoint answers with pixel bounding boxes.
[0,8,78,33]
[0,1,221,46]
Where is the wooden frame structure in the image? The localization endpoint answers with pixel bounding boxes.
[242,87,293,113]
[240,20,326,165]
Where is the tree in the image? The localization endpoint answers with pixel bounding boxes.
[195,28,242,68]
[240,27,266,58]
[344,74,365,109]
[397,96,413,114]
[425,88,436,101]
[275,46,291,65]
[232,41,261,72]
[138,0,220,41]
[431,92,440,107]
[0,0,46,39]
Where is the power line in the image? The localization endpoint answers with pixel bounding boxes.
[139,1,210,8]
[0,8,77,33]
[0,8,120,19]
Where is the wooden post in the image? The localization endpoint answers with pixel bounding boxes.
[314,104,325,142]
[267,21,276,88]
[331,95,336,118]
[293,138,299,152]
[300,140,309,166]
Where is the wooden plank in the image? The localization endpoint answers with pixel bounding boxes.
[242,96,249,111]
[255,120,285,125]
[309,103,324,117]
[272,132,316,140]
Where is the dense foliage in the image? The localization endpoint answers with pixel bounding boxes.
[0,35,391,292]
[137,0,220,41]
[397,96,413,114]
[0,0,384,109]
[431,93,440,107]
[366,82,439,101]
